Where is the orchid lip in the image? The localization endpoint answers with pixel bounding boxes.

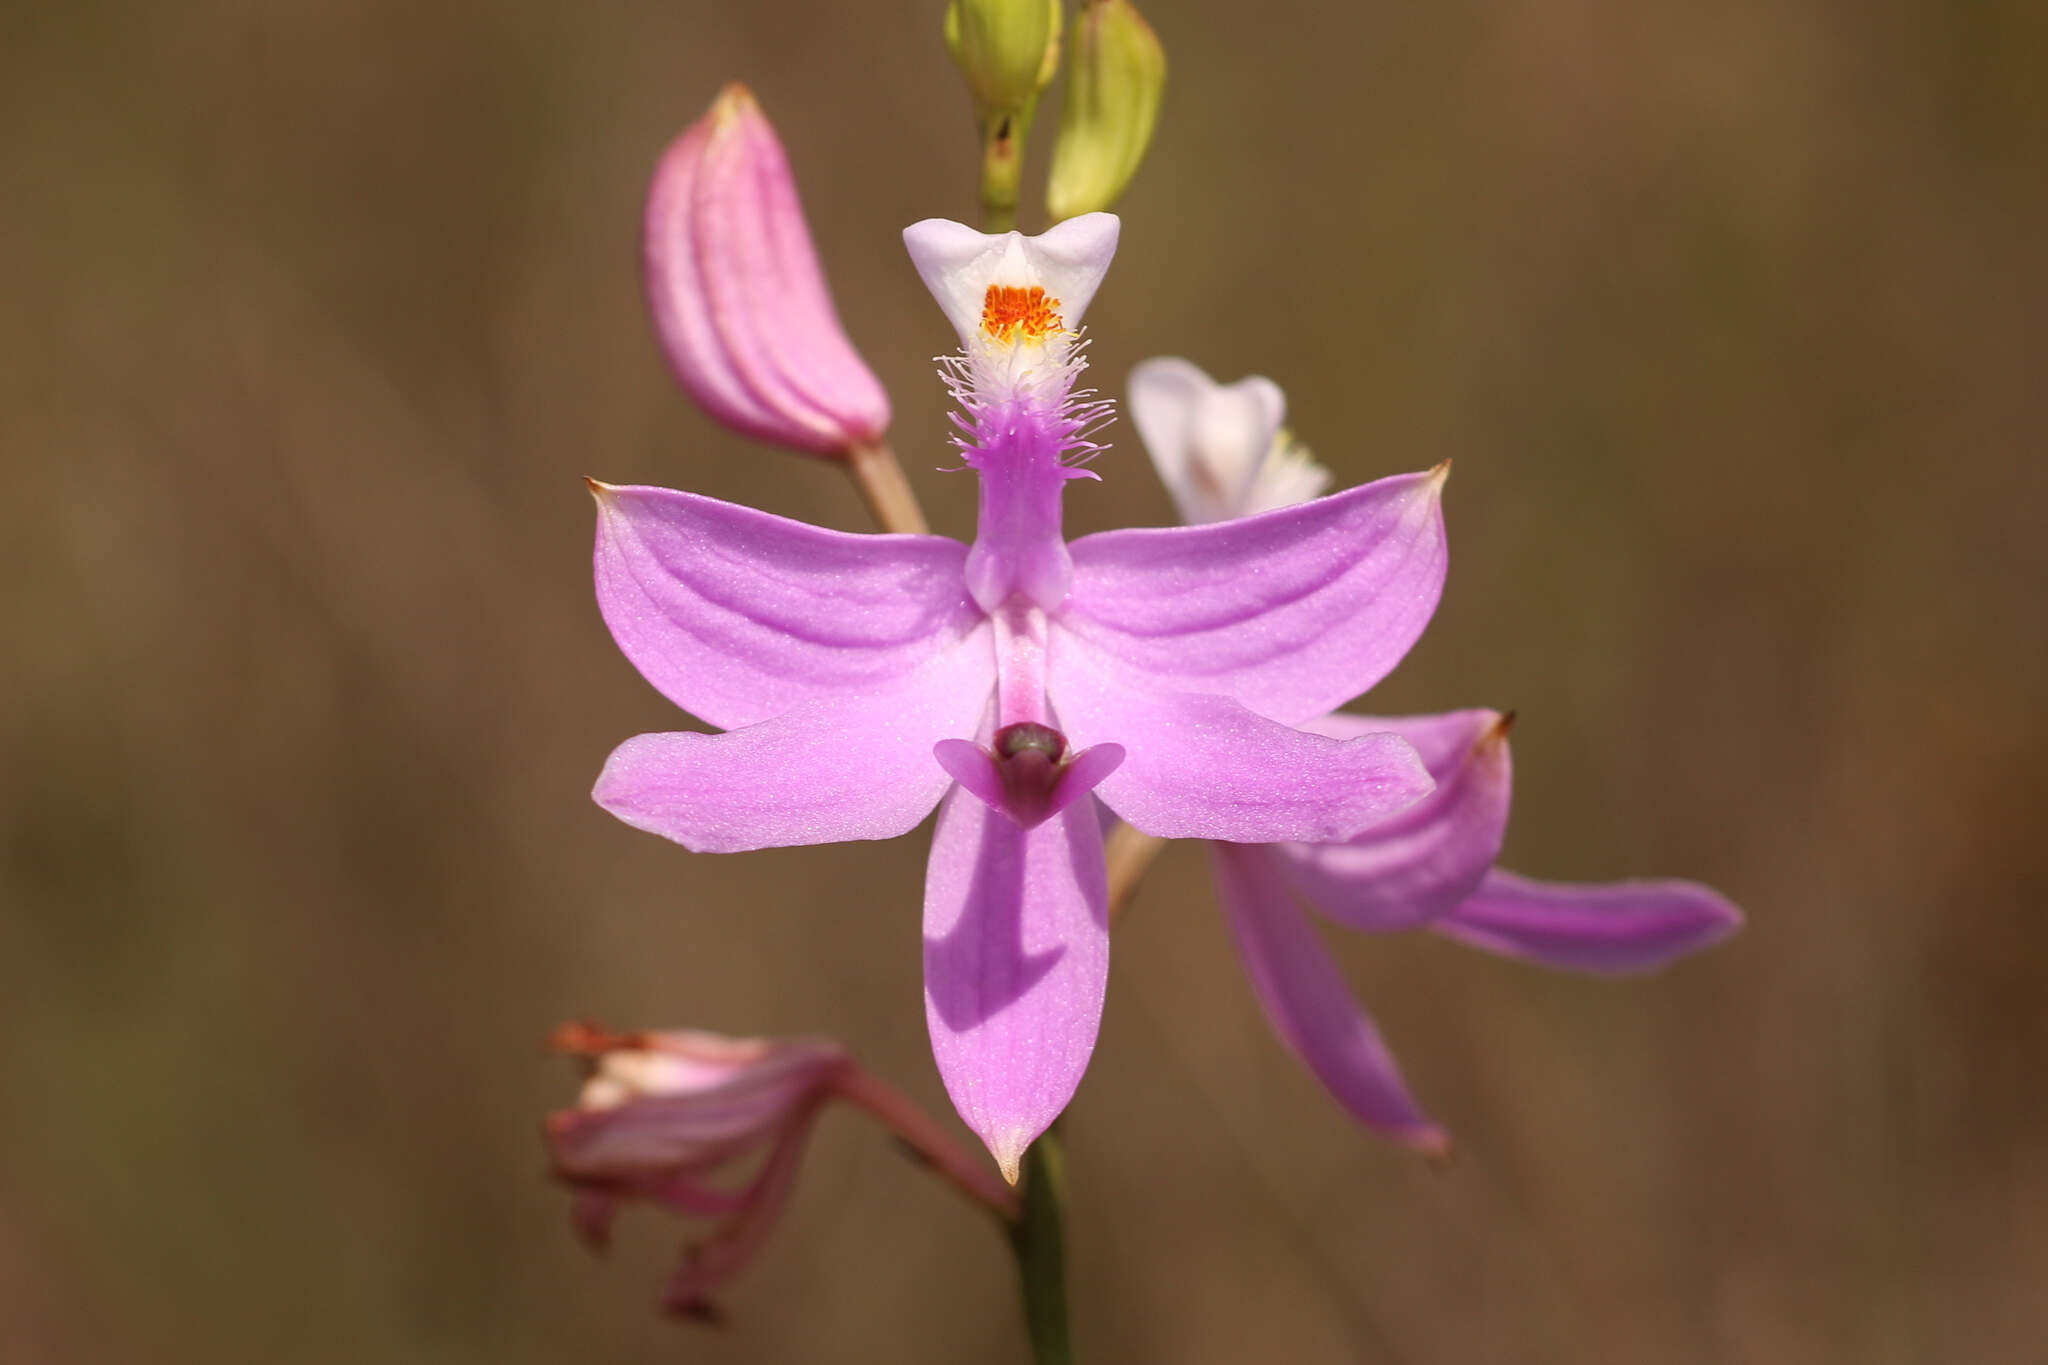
[934,726,1126,830]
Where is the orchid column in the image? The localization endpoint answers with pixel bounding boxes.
[906,216,1133,1181]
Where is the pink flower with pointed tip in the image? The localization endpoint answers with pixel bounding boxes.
[644,84,891,457]
[587,217,1454,1179]
[1128,359,1745,1153]
[546,1022,1014,1322]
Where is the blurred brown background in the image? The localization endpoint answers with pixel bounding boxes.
[4,0,2044,1360]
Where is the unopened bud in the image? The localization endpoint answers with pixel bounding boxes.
[1047,0,1166,221]
[947,0,1064,230]
[945,0,1062,120]
[643,84,891,458]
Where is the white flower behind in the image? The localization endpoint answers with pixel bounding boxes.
[1126,356,1331,524]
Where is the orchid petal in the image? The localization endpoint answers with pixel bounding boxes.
[1060,468,1448,725]
[932,738,1008,812]
[645,86,890,454]
[568,1028,844,1103]
[923,786,1109,1182]
[1237,441,1335,519]
[1126,357,1286,525]
[933,736,1125,830]
[1050,637,1434,842]
[1273,709,1514,931]
[644,102,775,439]
[552,1095,798,1175]
[1126,357,1333,523]
[1434,870,1744,974]
[592,483,984,731]
[592,635,992,852]
[1051,743,1126,817]
[647,1172,753,1220]
[659,1103,826,1322]
[568,1191,620,1251]
[904,214,1122,349]
[1212,843,1447,1152]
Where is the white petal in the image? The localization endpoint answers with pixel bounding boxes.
[1126,356,1287,524]
[1126,357,1210,512]
[903,214,1121,350]
[1241,437,1333,517]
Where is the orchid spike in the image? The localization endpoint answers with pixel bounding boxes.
[644,84,891,457]
[1128,358,1745,1151]
[589,221,1452,1178]
[545,1022,1015,1322]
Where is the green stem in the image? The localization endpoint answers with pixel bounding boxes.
[1007,1125,1074,1364]
[977,100,1035,233]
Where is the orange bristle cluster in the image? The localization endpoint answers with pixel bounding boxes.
[980,285,1064,343]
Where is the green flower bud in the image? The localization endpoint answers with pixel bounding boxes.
[1047,0,1166,221]
[945,0,1063,118]
[948,0,1063,232]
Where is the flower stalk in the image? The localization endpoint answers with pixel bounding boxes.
[1104,821,1164,925]
[978,108,1031,233]
[1009,1124,1074,1365]
[832,1064,1016,1218]
[845,438,931,535]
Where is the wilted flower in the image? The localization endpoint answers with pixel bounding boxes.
[1128,359,1745,1151]
[588,217,1453,1178]
[643,85,891,457]
[546,1022,1013,1321]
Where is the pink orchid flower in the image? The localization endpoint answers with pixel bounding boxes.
[1128,357,1745,1152]
[643,84,891,457]
[546,1022,1014,1321]
[588,217,1452,1178]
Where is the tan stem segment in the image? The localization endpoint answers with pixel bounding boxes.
[835,1064,1021,1220]
[978,106,1029,234]
[1105,823,1166,926]
[845,439,931,535]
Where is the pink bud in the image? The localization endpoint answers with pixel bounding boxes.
[644,84,892,458]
